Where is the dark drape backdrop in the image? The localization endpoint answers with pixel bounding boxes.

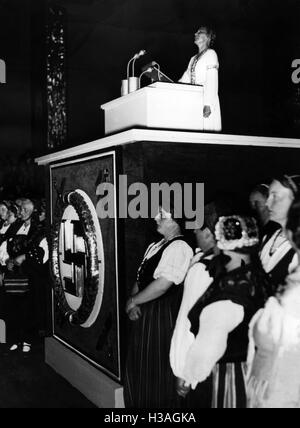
[50,0,300,147]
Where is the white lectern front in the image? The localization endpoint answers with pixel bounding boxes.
[101,82,204,135]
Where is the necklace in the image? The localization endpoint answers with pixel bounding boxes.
[142,235,183,263]
[136,235,184,283]
[268,229,286,256]
[191,49,208,84]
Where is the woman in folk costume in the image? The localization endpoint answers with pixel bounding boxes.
[179,26,221,132]
[170,221,217,408]
[247,197,300,408]
[124,206,193,408]
[260,175,300,294]
[180,216,269,408]
[170,197,236,407]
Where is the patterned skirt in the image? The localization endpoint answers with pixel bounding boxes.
[211,362,248,408]
[124,293,181,409]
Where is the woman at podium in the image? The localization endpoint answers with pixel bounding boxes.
[179,26,222,132]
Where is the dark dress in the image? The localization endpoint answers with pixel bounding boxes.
[188,263,267,408]
[0,220,24,319]
[124,237,190,408]
[4,219,46,344]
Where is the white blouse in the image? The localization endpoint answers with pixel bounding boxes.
[260,230,298,275]
[0,223,10,235]
[142,239,193,285]
[247,271,300,408]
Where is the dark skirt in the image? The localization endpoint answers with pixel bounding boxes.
[5,291,35,344]
[124,291,181,408]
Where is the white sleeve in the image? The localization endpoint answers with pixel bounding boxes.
[0,241,9,266]
[182,300,244,388]
[203,50,219,106]
[170,262,213,378]
[246,308,264,379]
[153,240,193,284]
[39,238,49,264]
[247,297,283,380]
[179,57,194,83]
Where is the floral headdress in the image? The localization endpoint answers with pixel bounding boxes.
[215,215,259,251]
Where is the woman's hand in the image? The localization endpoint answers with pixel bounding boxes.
[203,105,212,118]
[128,306,142,321]
[175,377,191,398]
[6,259,14,271]
[125,296,137,314]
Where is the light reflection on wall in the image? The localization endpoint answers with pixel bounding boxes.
[47,5,67,150]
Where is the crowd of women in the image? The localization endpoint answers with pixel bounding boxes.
[0,197,48,353]
[124,174,300,408]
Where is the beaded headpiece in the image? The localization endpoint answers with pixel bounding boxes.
[215,215,259,251]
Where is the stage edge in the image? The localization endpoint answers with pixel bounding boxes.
[45,337,124,408]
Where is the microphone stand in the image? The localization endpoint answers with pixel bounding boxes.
[139,68,153,89]
[122,53,138,96]
[152,66,174,83]
[132,56,139,79]
[127,54,138,81]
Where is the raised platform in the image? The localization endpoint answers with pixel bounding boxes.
[37,128,300,410]
[36,128,300,166]
[45,338,124,408]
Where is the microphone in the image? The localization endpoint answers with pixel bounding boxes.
[150,61,160,70]
[142,61,160,73]
[132,50,147,77]
[135,49,147,59]
[127,49,147,79]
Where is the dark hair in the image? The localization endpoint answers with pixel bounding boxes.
[204,192,238,233]
[36,198,46,215]
[170,204,186,232]
[7,203,19,218]
[286,197,300,249]
[273,175,300,198]
[160,200,187,232]
[250,184,269,199]
[196,26,216,47]
[0,200,9,209]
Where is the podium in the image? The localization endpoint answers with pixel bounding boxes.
[101,82,204,135]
